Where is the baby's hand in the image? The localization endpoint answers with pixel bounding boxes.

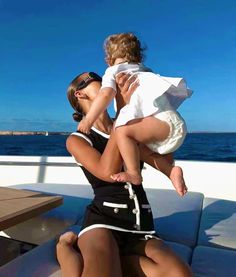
[78,118,92,134]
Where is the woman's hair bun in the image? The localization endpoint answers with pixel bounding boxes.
[72,112,83,122]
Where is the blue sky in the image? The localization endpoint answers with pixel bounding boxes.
[1,0,236,132]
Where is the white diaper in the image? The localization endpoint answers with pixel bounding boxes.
[146,110,187,155]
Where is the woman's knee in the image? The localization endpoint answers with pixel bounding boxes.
[56,231,78,252]
[78,229,122,276]
[144,239,193,276]
[57,231,78,246]
[78,229,119,261]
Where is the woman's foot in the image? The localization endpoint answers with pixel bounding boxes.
[111,171,142,185]
[169,166,188,197]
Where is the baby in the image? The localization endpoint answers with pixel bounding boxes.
[78,32,192,196]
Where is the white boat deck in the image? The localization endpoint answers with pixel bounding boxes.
[0,155,235,201]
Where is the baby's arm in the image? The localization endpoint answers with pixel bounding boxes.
[78,87,116,134]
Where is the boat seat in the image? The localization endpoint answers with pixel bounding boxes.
[191,246,236,277]
[197,197,236,250]
[146,188,204,247]
[165,241,192,263]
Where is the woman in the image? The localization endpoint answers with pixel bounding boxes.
[56,72,193,277]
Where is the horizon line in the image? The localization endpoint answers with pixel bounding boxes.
[0,131,236,136]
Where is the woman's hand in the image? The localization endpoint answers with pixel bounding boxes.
[115,73,139,113]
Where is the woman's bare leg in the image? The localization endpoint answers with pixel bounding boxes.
[78,228,122,277]
[121,239,193,277]
[56,231,83,277]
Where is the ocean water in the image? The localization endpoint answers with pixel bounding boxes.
[0,133,235,162]
[174,133,236,162]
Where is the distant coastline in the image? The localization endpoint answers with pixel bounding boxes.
[0,131,235,136]
[0,131,70,136]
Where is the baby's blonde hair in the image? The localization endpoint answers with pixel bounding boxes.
[104,32,144,66]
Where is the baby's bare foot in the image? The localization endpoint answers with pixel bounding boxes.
[59,231,78,245]
[111,172,142,185]
[170,166,188,197]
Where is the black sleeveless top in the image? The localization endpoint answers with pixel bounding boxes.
[77,128,126,190]
[71,127,155,235]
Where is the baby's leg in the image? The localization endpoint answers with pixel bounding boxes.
[56,231,83,276]
[112,116,170,185]
[140,144,187,196]
[169,165,187,196]
[111,123,142,185]
[113,115,187,195]
[151,152,187,197]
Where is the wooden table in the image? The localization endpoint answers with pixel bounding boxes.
[0,187,63,230]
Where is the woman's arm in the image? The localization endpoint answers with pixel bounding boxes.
[68,74,138,182]
[78,88,116,134]
[66,130,122,182]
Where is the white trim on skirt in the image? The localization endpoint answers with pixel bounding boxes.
[78,224,156,237]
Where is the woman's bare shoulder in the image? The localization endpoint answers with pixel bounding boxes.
[66,133,94,156]
[67,132,93,146]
